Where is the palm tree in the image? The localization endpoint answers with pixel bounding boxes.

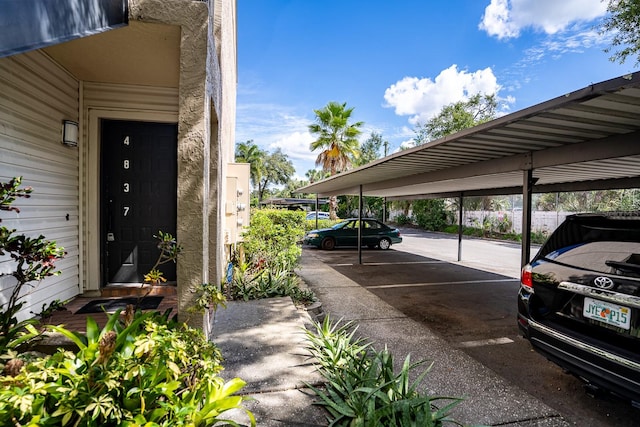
[305,168,328,183]
[235,140,265,202]
[308,102,363,219]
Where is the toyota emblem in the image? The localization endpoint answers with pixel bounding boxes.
[593,276,615,290]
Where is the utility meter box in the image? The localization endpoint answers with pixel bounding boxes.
[226,163,250,244]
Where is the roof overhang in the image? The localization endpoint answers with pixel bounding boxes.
[259,197,329,206]
[0,0,128,58]
[297,73,640,200]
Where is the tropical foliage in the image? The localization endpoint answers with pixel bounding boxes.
[304,316,466,426]
[229,209,315,306]
[309,101,363,219]
[235,140,295,204]
[0,309,254,426]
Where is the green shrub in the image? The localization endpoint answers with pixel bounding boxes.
[442,224,459,234]
[531,230,549,244]
[0,310,254,426]
[394,214,412,226]
[242,209,305,271]
[229,261,316,306]
[305,316,465,427]
[232,209,317,305]
[412,200,450,232]
[304,218,338,231]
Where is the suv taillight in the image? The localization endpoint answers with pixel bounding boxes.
[521,264,534,292]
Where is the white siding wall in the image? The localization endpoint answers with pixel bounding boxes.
[0,50,80,321]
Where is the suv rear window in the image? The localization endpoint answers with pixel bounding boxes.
[536,214,640,259]
[546,241,640,274]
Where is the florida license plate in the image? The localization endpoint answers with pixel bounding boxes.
[583,297,631,330]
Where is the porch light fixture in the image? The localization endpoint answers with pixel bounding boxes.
[62,120,79,147]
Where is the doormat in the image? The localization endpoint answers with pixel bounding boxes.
[75,296,163,314]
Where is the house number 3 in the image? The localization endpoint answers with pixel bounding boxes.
[123,183,130,192]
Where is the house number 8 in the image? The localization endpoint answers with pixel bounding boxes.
[123,159,130,169]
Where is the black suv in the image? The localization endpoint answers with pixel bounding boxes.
[518,212,640,404]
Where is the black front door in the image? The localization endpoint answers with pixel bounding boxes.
[101,120,178,285]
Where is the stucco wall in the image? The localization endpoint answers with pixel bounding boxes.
[129,0,236,329]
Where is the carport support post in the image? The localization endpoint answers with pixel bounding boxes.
[521,169,534,267]
[358,184,363,265]
[315,194,319,228]
[458,193,463,262]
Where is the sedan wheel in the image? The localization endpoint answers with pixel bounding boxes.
[378,237,391,250]
[321,237,336,250]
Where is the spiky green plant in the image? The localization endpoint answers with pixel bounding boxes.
[305,316,468,427]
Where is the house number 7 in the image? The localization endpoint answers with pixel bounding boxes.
[123,206,130,216]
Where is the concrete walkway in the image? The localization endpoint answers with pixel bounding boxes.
[214,248,571,427]
[212,297,326,426]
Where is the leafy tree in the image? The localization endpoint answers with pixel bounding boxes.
[356,131,386,166]
[413,93,497,145]
[255,148,295,203]
[601,0,640,65]
[309,101,363,219]
[236,141,295,204]
[274,178,310,199]
[390,94,498,225]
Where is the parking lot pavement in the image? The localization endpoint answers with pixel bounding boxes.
[300,232,638,426]
[395,228,534,278]
[298,248,572,427]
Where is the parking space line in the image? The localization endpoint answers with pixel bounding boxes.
[367,278,518,289]
[332,261,447,267]
[458,337,514,348]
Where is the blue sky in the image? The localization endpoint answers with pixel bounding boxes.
[235,0,638,179]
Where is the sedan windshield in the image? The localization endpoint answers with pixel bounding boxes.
[332,221,351,230]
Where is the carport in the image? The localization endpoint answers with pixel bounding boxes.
[297,73,640,267]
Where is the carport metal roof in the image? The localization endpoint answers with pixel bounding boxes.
[296,73,640,200]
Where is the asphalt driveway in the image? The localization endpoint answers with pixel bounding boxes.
[302,230,638,426]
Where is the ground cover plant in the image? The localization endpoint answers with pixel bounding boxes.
[228,209,316,306]
[0,308,254,426]
[304,316,470,427]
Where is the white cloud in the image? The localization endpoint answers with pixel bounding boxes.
[268,131,316,164]
[235,103,319,175]
[383,65,502,124]
[480,0,608,39]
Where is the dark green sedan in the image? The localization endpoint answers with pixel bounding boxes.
[303,218,402,250]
